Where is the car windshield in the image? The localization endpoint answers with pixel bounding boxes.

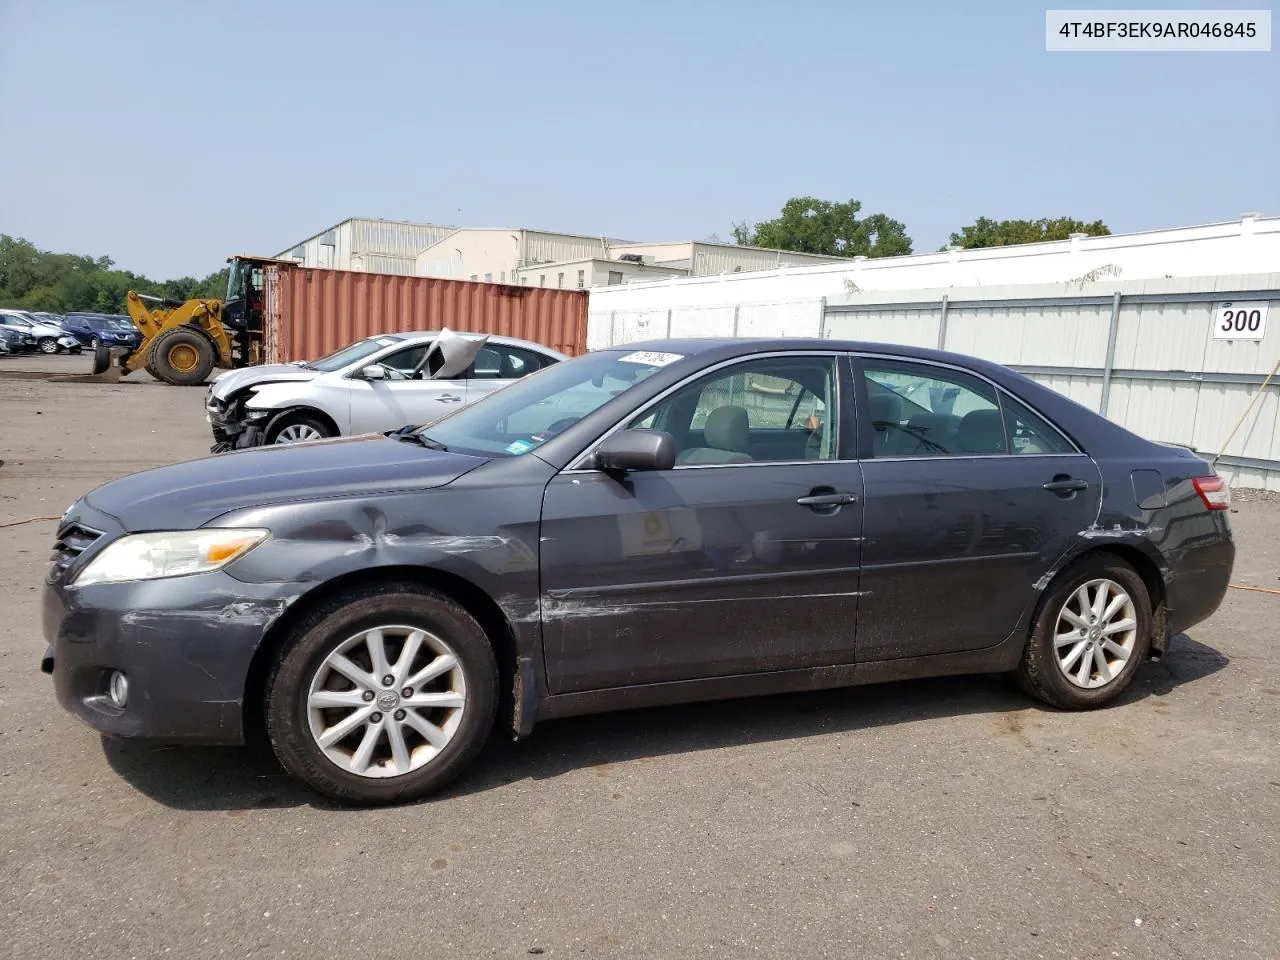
[306,336,404,372]
[419,349,673,458]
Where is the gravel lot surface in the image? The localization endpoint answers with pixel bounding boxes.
[3,354,1277,960]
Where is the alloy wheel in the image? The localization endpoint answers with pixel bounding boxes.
[306,624,467,778]
[275,423,323,443]
[1053,578,1138,689]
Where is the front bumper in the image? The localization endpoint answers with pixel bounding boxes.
[206,394,270,453]
[43,567,301,744]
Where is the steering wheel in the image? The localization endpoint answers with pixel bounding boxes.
[543,417,581,437]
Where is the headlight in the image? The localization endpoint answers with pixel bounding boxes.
[74,529,269,586]
[243,409,272,422]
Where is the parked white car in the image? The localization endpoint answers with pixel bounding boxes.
[0,310,80,354]
[205,329,567,451]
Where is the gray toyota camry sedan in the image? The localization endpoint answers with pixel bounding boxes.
[42,338,1235,805]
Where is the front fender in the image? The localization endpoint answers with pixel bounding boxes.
[244,382,342,424]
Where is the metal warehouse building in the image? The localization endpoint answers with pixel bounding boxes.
[277,218,847,287]
[587,215,1280,490]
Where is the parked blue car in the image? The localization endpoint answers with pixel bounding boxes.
[61,314,142,351]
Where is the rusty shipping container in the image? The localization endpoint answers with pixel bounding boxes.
[261,264,589,363]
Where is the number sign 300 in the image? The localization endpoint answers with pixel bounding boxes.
[1212,301,1269,341]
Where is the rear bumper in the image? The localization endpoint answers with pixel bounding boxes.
[1165,532,1235,637]
[42,570,302,744]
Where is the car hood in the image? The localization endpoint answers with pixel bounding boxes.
[84,434,489,530]
[210,364,319,399]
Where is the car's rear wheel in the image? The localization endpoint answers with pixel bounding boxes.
[1016,555,1152,709]
[266,412,333,444]
[265,583,499,805]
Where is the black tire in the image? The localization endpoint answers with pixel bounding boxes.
[264,582,499,805]
[148,327,216,385]
[1015,555,1152,710]
[38,337,58,354]
[265,412,334,445]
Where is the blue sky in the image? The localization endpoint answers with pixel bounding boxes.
[1,0,1275,279]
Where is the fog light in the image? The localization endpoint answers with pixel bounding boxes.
[108,670,129,708]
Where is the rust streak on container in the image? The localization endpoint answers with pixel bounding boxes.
[262,265,588,364]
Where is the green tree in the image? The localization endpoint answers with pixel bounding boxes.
[945,217,1110,250]
[0,235,230,314]
[731,197,913,258]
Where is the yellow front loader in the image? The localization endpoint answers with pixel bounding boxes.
[120,293,234,385]
[91,255,274,386]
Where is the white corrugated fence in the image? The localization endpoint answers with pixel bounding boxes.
[588,272,1280,490]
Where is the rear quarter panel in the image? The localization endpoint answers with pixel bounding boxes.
[1063,451,1233,639]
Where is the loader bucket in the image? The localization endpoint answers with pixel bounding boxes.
[90,342,112,375]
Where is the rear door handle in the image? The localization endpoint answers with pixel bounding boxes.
[1043,477,1089,493]
[796,492,858,507]
[435,394,464,403]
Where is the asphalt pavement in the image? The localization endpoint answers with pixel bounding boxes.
[2,354,1277,960]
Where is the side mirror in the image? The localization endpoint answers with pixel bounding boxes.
[593,429,676,473]
[361,365,387,380]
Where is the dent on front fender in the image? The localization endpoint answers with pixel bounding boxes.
[218,473,548,641]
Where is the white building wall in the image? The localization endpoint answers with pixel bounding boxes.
[351,254,417,276]
[608,242,693,266]
[588,216,1280,311]
[280,219,454,273]
[513,258,685,288]
[522,231,611,267]
[416,229,521,282]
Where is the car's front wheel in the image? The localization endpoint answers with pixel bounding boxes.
[38,337,58,354]
[1016,555,1152,709]
[266,412,333,445]
[265,583,499,805]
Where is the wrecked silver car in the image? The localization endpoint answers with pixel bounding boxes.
[205,329,566,451]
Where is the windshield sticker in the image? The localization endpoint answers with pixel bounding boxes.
[375,337,397,346]
[618,350,683,367]
[505,439,535,455]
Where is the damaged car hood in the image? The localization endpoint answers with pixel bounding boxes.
[85,435,489,530]
[210,364,319,400]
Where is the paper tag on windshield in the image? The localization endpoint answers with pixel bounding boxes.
[618,351,683,366]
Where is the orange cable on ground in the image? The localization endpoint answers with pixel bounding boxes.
[0,516,61,529]
[1228,582,1280,597]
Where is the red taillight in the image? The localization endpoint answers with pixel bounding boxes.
[1192,476,1231,511]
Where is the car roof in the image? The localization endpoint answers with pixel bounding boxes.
[603,336,1014,377]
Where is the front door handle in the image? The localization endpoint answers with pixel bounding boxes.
[1043,476,1089,493]
[796,491,858,507]
[434,394,464,403]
